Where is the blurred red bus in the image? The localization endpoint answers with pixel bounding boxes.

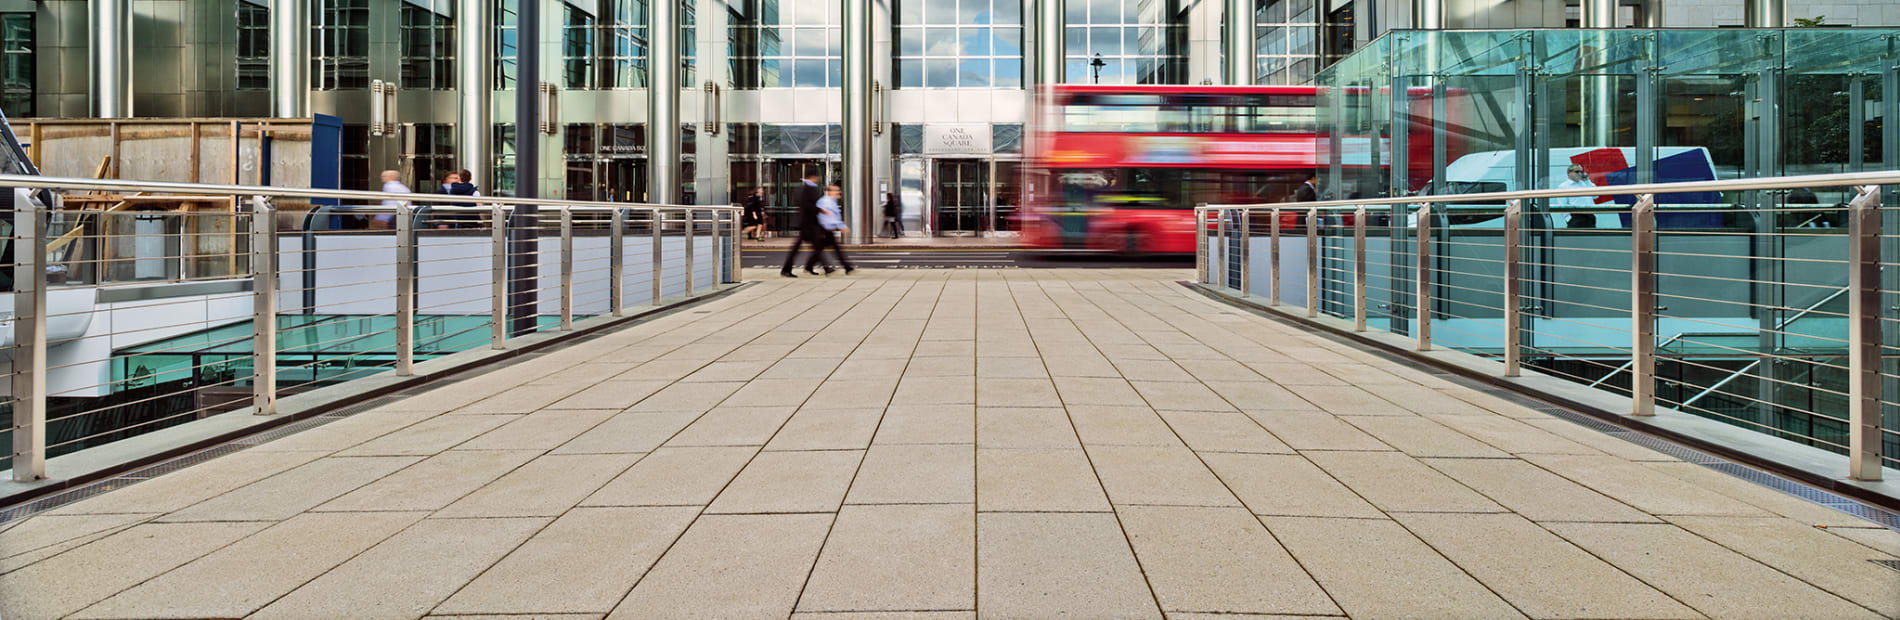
[1021,84,1458,253]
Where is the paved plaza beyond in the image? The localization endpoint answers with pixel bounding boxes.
[2,269,1896,619]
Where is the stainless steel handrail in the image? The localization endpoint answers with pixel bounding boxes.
[0,173,738,212]
[1200,169,1900,212]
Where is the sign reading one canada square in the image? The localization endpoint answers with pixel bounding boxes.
[924,124,993,155]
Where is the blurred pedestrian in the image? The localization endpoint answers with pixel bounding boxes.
[1294,171,1318,202]
[743,188,768,240]
[805,184,854,275]
[374,170,409,228]
[780,171,824,277]
[881,192,904,238]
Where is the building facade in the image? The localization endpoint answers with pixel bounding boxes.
[0,0,1889,236]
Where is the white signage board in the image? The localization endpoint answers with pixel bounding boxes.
[924,124,993,155]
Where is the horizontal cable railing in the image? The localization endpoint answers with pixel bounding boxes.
[1197,170,1898,483]
[1,174,741,483]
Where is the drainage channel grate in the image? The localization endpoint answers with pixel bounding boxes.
[1873,560,1900,574]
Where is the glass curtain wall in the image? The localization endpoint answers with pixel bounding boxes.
[1253,0,1320,85]
[1064,0,1186,84]
[400,0,458,89]
[728,0,843,88]
[1310,27,1900,470]
[895,0,1025,88]
[236,0,270,91]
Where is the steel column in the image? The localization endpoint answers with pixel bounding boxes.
[268,0,308,117]
[610,208,625,316]
[1269,208,1281,305]
[491,203,508,349]
[1196,208,1208,283]
[685,210,696,293]
[1743,0,1784,27]
[10,189,45,481]
[1504,200,1522,377]
[395,204,416,375]
[89,0,134,118]
[458,0,493,188]
[1416,204,1431,351]
[649,0,680,204]
[251,196,278,414]
[843,0,874,241]
[652,209,664,303]
[1224,0,1252,85]
[1846,185,1883,480]
[1033,0,1064,86]
[1216,209,1229,289]
[1306,207,1319,318]
[1632,194,1658,416]
[1237,209,1250,293]
[560,207,574,330]
[1353,206,1367,332]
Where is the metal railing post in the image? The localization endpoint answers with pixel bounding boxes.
[1846,185,1883,480]
[1215,208,1229,289]
[394,203,416,376]
[490,203,507,349]
[610,207,625,316]
[10,189,47,481]
[250,196,278,414]
[1269,207,1281,305]
[1632,194,1657,416]
[1239,209,1251,293]
[651,208,664,304]
[559,206,574,331]
[1196,206,1208,284]
[1306,207,1319,318]
[712,209,725,286]
[1415,203,1431,351]
[685,209,696,294]
[1504,200,1522,377]
[1353,205,1367,332]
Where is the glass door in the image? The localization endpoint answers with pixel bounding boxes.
[933,159,988,235]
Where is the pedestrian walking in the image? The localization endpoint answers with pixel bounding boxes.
[374,170,409,229]
[805,184,855,275]
[880,192,904,238]
[436,171,480,228]
[743,188,768,240]
[779,171,825,277]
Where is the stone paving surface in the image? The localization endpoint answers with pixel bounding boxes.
[3,268,1898,619]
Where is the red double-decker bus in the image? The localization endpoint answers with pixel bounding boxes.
[1022,85,1321,254]
[1022,84,1458,253]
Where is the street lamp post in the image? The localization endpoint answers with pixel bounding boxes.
[1090,54,1107,84]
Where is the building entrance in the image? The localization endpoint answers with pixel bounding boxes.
[765,158,839,233]
[933,159,989,235]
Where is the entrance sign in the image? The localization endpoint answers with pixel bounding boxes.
[924,124,992,155]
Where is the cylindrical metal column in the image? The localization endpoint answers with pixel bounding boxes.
[843,0,873,242]
[1581,0,1617,27]
[1411,0,1443,29]
[649,0,681,204]
[89,0,134,118]
[269,0,309,117]
[1643,0,1666,27]
[1743,0,1783,27]
[458,0,493,188]
[1846,185,1883,481]
[1223,0,1252,85]
[251,197,279,414]
[1033,0,1065,87]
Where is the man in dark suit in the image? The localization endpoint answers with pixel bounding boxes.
[1293,172,1319,203]
[780,171,825,277]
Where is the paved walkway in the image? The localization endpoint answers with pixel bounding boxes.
[2,269,1897,619]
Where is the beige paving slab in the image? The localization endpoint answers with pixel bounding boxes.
[1438,388,1549,419]
[0,521,265,619]
[73,512,423,619]
[1241,410,1391,452]
[317,449,541,512]
[767,407,885,450]
[720,378,826,408]
[978,339,1042,357]
[1549,521,1881,619]
[434,507,700,615]
[1665,515,1900,617]
[1520,419,1674,461]
[679,360,775,383]
[1301,451,1502,514]
[976,448,1112,512]
[810,379,903,407]
[904,355,976,377]
[251,408,441,453]
[1423,414,1599,455]
[976,377,1064,407]
[847,443,975,504]
[1087,445,1241,507]
[1829,526,1900,557]
[459,383,591,414]
[893,375,977,405]
[1641,461,1879,528]
[553,410,702,454]
[160,455,421,522]
[1156,410,1294,454]
[582,446,758,506]
[1118,506,1338,616]
[977,356,1050,379]
[1421,457,1658,523]
[0,513,156,562]
[874,404,974,445]
[1199,453,1384,518]
[1172,359,1265,383]
[611,513,834,618]
[760,356,846,380]
[457,408,621,451]
[1521,453,1769,517]
[1338,415,1510,459]
[1070,404,1186,447]
[335,413,519,456]
[250,516,547,620]
[435,453,640,517]
[1363,383,1497,415]
[666,406,799,446]
[1043,353,1122,377]
[1396,512,1698,619]
[430,614,602,620]
[1263,516,1524,619]
[977,512,1160,619]
[627,380,749,412]
[50,451,332,515]
[1111,359,1199,382]
[798,504,975,612]
[791,612,972,620]
[1242,362,1347,386]
[976,406,1081,449]
[1285,384,1415,416]
[1053,376,1148,406]
[913,340,976,357]
[1129,380,1239,412]
[1312,362,1414,385]
[832,358,909,382]
[706,449,864,514]
[547,380,674,410]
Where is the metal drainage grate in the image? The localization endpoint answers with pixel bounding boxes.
[1873,560,1900,574]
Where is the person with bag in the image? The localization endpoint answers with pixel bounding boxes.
[805,184,855,275]
[880,192,904,239]
[779,171,825,277]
